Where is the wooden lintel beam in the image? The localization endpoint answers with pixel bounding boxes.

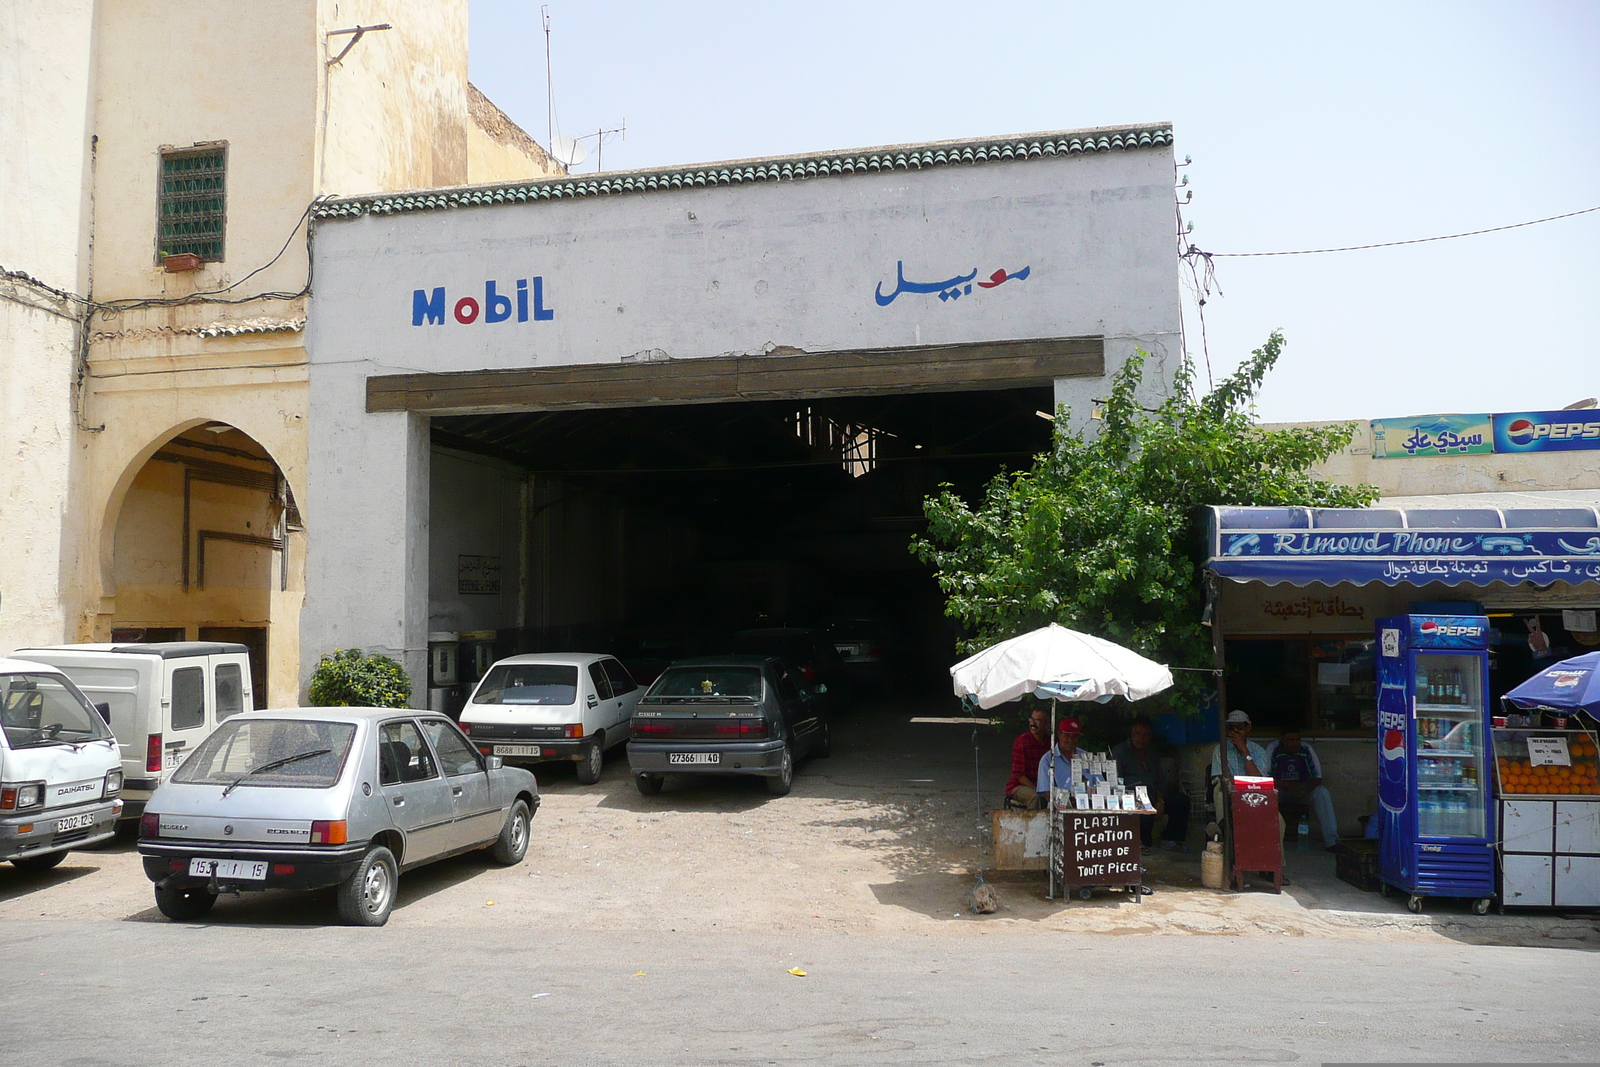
[365,336,1103,415]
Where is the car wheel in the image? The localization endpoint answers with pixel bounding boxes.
[491,799,532,866]
[11,851,68,873]
[154,883,217,921]
[814,721,831,758]
[635,772,664,796]
[337,846,398,927]
[576,738,604,784]
[765,741,794,796]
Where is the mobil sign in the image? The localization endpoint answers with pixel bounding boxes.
[1493,410,1600,453]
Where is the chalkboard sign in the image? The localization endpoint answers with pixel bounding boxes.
[1054,810,1141,887]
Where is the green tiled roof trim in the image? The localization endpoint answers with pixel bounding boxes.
[314,124,1172,219]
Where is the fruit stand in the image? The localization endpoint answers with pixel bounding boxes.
[1493,726,1600,909]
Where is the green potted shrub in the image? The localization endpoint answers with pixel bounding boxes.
[307,648,412,708]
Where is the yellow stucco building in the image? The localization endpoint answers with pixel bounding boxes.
[1,1,559,704]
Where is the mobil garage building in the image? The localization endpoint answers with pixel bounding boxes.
[302,124,1182,702]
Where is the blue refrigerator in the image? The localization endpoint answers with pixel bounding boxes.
[1375,614,1496,912]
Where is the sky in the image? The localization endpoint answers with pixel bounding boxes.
[467,1,1600,424]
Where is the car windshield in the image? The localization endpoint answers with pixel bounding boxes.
[171,718,356,789]
[472,664,580,706]
[648,667,762,699]
[0,672,112,749]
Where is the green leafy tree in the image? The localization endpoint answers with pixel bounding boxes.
[307,648,413,708]
[911,331,1378,715]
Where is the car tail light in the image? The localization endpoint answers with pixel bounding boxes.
[632,722,676,735]
[713,721,768,738]
[168,858,184,871]
[310,820,347,845]
[563,723,584,739]
[140,812,160,838]
[478,746,492,755]
[798,663,817,681]
[146,733,163,773]
[273,864,296,876]
[457,722,471,734]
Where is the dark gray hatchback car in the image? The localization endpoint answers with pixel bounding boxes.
[625,656,829,796]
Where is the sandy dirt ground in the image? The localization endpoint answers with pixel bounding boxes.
[3,703,1597,949]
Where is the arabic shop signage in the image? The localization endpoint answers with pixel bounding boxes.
[1370,410,1600,458]
[873,262,1030,306]
[1493,411,1600,453]
[1371,413,1492,458]
[1212,529,1600,588]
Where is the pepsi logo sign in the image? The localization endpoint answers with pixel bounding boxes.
[1381,728,1406,761]
[1418,620,1483,637]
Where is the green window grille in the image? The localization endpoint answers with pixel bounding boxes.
[158,146,227,261]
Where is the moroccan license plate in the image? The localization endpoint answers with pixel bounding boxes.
[495,744,541,757]
[56,813,98,832]
[189,858,267,881]
[669,752,719,765]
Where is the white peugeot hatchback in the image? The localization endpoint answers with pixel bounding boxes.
[458,654,641,784]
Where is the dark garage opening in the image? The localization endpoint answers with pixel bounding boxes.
[431,386,1054,695]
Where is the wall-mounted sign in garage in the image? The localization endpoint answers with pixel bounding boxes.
[458,555,501,595]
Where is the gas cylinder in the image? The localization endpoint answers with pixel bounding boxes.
[1200,840,1225,889]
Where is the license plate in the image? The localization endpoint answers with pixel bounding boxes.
[56,813,98,832]
[669,752,720,765]
[189,858,268,881]
[495,744,541,757]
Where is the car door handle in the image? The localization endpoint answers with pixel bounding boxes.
[452,786,463,797]
[392,797,405,807]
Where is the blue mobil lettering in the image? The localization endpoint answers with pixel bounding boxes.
[412,278,555,326]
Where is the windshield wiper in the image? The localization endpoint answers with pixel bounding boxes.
[221,748,333,797]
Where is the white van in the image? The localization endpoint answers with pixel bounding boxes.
[0,658,123,870]
[459,653,641,784]
[10,642,253,817]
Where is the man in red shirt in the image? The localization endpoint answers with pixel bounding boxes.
[1006,707,1052,809]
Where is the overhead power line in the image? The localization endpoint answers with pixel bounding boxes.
[1201,204,1600,258]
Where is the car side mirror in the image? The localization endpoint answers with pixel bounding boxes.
[95,702,111,723]
[486,755,504,771]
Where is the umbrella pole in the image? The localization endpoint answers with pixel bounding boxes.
[1048,698,1057,900]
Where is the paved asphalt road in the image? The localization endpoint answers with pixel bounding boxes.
[5,920,1597,1066]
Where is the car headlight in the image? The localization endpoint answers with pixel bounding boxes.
[1,782,45,811]
[104,770,123,798]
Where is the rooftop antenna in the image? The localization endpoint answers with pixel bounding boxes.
[550,133,586,169]
[542,5,553,148]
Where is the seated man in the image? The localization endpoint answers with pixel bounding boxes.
[1112,714,1191,852]
[1035,716,1084,800]
[1005,707,1051,810]
[1263,729,1339,850]
[1209,709,1271,820]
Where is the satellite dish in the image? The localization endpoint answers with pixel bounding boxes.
[551,134,586,167]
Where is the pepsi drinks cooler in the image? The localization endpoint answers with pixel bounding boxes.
[1376,615,1496,913]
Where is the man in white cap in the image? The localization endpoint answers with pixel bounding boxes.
[1210,709,1270,820]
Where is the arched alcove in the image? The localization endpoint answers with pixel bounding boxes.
[104,422,302,706]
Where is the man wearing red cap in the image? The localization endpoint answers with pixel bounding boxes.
[1005,707,1051,809]
[1035,716,1084,800]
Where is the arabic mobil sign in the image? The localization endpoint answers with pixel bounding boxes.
[1370,413,1493,458]
[1493,410,1600,453]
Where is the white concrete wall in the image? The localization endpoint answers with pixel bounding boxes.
[311,146,1180,385]
[0,1,95,648]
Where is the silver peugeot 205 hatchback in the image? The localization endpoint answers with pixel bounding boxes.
[137,707,538,926]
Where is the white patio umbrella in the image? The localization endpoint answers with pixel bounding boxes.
[950,623,1173,709]
[950,622,1173,900]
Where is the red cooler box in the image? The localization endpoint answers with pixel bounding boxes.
[1229,775,1282,892]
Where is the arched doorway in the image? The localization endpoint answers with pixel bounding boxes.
[107,422,302,707]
